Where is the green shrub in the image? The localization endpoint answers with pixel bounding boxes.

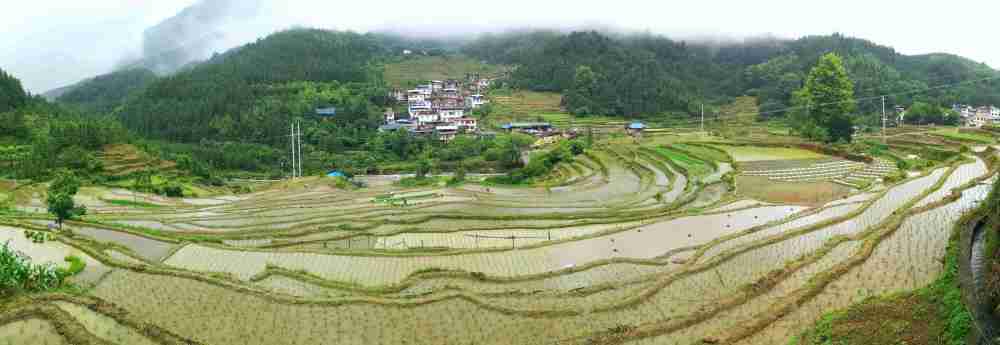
[0,241,64,297]
[162,183,184,197]
[55,256,85,278]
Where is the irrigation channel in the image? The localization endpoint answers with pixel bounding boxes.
[0,141,997,345]
[965,218,1000,344]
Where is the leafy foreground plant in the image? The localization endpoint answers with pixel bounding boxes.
[0,241,70,298]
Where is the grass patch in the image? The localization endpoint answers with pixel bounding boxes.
[931,128,995,144]
[649,146,713,178]
[672,143,732,163]
[383,55,502,88]
[102,199,163,209]
[394,176,445,188]
[713,145,828,162]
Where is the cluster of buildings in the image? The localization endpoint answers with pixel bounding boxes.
[380,76,493,141]
[954,104,1000,127]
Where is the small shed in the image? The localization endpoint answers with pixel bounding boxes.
[315,107,337,117]
[626,121,647,136]
[502,122,553,135]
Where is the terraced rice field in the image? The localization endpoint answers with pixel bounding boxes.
[0,142,993,345]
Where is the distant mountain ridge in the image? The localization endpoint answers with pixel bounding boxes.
[51,29,1000,129]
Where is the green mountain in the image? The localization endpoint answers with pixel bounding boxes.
[57,29,1000,136]
[56,68,158,113]
[118,28,395,143]
[463,31,1000,118]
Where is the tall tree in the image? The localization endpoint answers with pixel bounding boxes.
[0,68,29,113]
[566,65,599,115]
[46,171,86,228]
[792,53,857,143]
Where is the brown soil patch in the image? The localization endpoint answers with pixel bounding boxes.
[798,293,945,345]
[736,175,851,206]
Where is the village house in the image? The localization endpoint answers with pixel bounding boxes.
[466,94,488,109]
[626,121,647,137]
[438,106,465,122]
[382,75,495,141]
[966,105,1000,127]
[435,125,459,141]
[414,110,440,125]
[390,89,407,102]
[407,90,427,103]
[502,122,554,136]
[408,100,432,117]
[384,108,396,123]
[454,117,478,131]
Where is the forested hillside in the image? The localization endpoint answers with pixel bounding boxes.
[463,31,1000,118]
[119,29,395,143]
[462,31,741,116]
[0,68,29,113]
[28,28,1000,177]
[0,70,128,180]
[56,68,158,113]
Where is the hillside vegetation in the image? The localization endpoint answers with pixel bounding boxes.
[383,55,502,88]
[464,31,1000,119]
[56,68,158,113]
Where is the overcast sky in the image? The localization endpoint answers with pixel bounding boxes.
[3,0,999,93]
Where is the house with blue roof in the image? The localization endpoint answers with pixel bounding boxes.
[626,121,647,137]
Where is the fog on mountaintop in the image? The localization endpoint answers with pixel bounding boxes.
[8,0,998,94]
[120,0,267,75]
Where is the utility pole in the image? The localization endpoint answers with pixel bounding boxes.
[700,103,705,133]
[881,96,887,143]
[290,122,297,179]
[297,121,303,177]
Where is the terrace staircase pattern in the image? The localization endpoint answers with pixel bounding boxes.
[740,157,898,188]
[0,141,992,345]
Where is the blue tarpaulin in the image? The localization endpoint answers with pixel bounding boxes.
[327,171,346,178]
[628,122,647,129]
[315,107,337,116]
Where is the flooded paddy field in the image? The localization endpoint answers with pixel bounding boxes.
[0,144,993,345]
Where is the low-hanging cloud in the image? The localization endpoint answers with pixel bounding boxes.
[5,0,1000,93]
[125,0,267,74]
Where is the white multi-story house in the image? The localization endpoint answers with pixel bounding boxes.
[967,105,998,127]
[438,107,465,122]
[454,117,478,131]
[407,90,427,103]
[408,100,432,117]
[414,111,439,125]
[435,125,459,142]
[411,84,432,96]
[465,94,488,109]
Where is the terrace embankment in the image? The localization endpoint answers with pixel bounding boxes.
[0,139,995,345]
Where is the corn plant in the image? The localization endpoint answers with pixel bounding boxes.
[0,241,63,297]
